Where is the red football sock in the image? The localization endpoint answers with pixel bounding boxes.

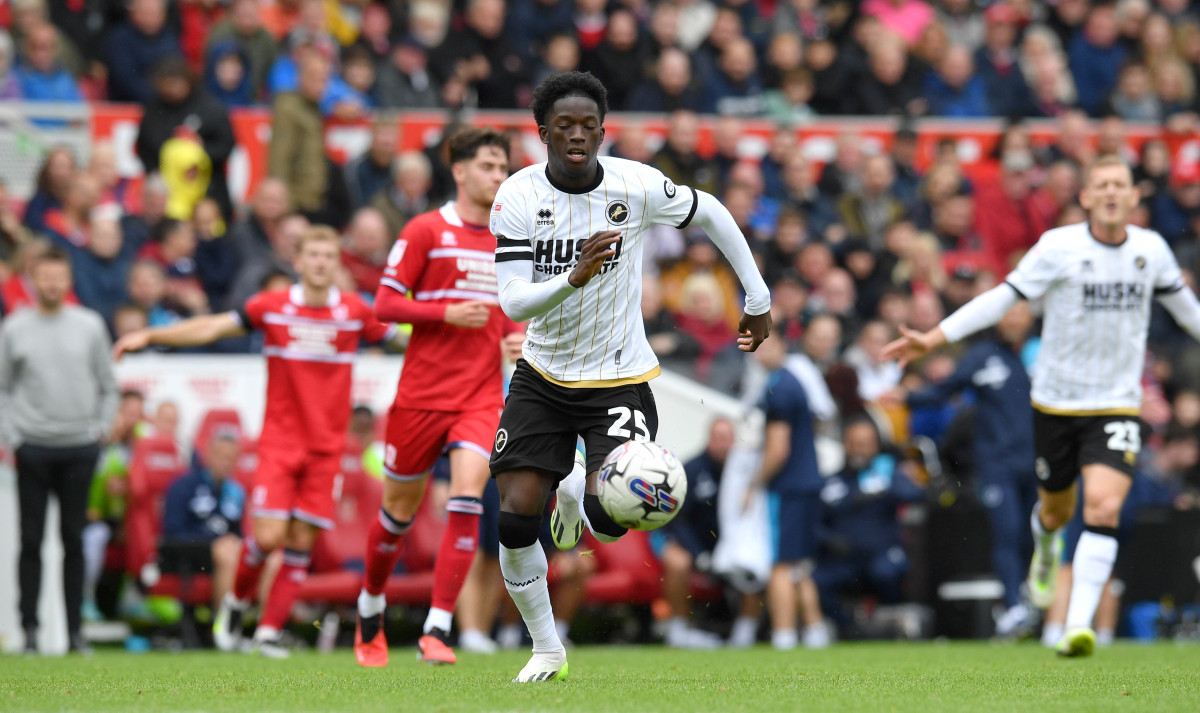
[363,508,411,597]
[429,497,483,613]
[259,548,310,631]
[232,536,266,602]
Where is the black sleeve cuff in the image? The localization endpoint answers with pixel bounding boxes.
[676,187,699,229]
[1004,281,1027,301]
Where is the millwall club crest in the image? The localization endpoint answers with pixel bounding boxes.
[663,180,677,198]
[1135,256,1147,270]
[606,200,630,225]
[494,428,509,452]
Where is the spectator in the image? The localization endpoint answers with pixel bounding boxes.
[112,303,149,339]
[938,0,984,52]
[837,155,907,250]
[533,32,581,86]
[136,56,236,219]
[340,208,390,296]
[813,417,923,630]
[206,0,281,101]
[654,418,743,649]
[2,238,77,314]
[228,178,291,269]
[652,110,719,196]
[126,259,183,327]
[344,119,399,211]
[505,0,575,64]
[974,3,1036,118]
[852,33,925,116]
[205,41,255,109]
[898,301,1038,636]
[81,389,146,622]
[1106,62,1161,121]
[88,141,137,219]
[430,0,530,109]
[1151,161,1200,246]
[1020,25,1077,117]
[0,179,33,268]
[818,133,867,200]
[0,247,118,654]
[119,175,170,255]
[227,213,307,308]
[973,150,1051,269]
[14,22,83,103]
[192,200,241,307]
[161,431,246,614]
[764,68,816,126]
[805,37,853,115]
[889,127,923,214]
[643,275,702,374]
[1133,140,1171,204]
[0,30,19,100]
[626,48,703,113]
[71,218,148,325]
[673,272,739,385]
[843,320,902,402]
[660,233,741,332]
[105,0,183,104]
[762,209,807,286]
[701,36,765,117]
[1069,3,1127,116]
[376,36,441,110]
[779,153,838,239]
[339,45,380,109]
[1030,160,1081,229]
[371,151,432,242]
[269,50,330,220]
[40,172,99,250]
[924,44,991,117]
[580,9,643,111]
[747,334,830,651]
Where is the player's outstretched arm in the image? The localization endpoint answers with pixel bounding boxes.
[688,191,772,351]
[112,312,246,361]
[1157,285,1200,341]
[882,283,1021,366]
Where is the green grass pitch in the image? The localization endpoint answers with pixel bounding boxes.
[4,642,1200,712]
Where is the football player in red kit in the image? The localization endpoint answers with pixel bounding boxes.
[354,127,522,667]
[114,226,397,657]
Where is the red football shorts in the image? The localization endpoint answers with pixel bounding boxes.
[249,447,341,530]
[383,406,502,482]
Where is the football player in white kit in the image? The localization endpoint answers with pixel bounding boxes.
[884,155,1200,657]
[488,71,772,682]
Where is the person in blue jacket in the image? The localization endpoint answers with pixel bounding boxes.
[898,301,1037,636]
[746,334,830,650]
[813,417,925,630]
[161,431,245,612]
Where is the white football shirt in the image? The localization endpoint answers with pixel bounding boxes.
[1005,222,1184,414]
[490,156,700,385]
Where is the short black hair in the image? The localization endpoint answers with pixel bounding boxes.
[444,126,511,165]
[34,245,72,270]
[531,71,609,127]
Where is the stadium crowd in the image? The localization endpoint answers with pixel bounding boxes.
[4,0,1200,652]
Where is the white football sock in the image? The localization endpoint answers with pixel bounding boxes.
[1030,503,1060,557]
[771,628,798,650]
[667,617,689,639]
[500,544,564,654]
[554,618,570,642]
[357,589,385,618]
[424,607,453,635]
[1096,628,1115,646]
[1065,530,1118,630]
[1042,622,1064,648]
[729,616,758,647]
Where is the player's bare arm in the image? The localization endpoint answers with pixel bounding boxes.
[112,312,247,361]
[567,230,621,288]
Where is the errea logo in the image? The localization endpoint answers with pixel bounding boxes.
[536,208,554,227]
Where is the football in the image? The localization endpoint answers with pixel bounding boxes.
[598,440,688,531]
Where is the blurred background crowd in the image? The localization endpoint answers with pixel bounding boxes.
[3,0,1200,651]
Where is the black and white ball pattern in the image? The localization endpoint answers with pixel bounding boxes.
[598,441,688,531]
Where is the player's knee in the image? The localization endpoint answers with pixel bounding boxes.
[498,511,542,549]
[1083,496,1123,528]
[381,486,421,521]
[583,493,627,540]
[253,520,288,552]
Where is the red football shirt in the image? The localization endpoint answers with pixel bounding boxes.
[379,202,517,412]
[236,285,393,453]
